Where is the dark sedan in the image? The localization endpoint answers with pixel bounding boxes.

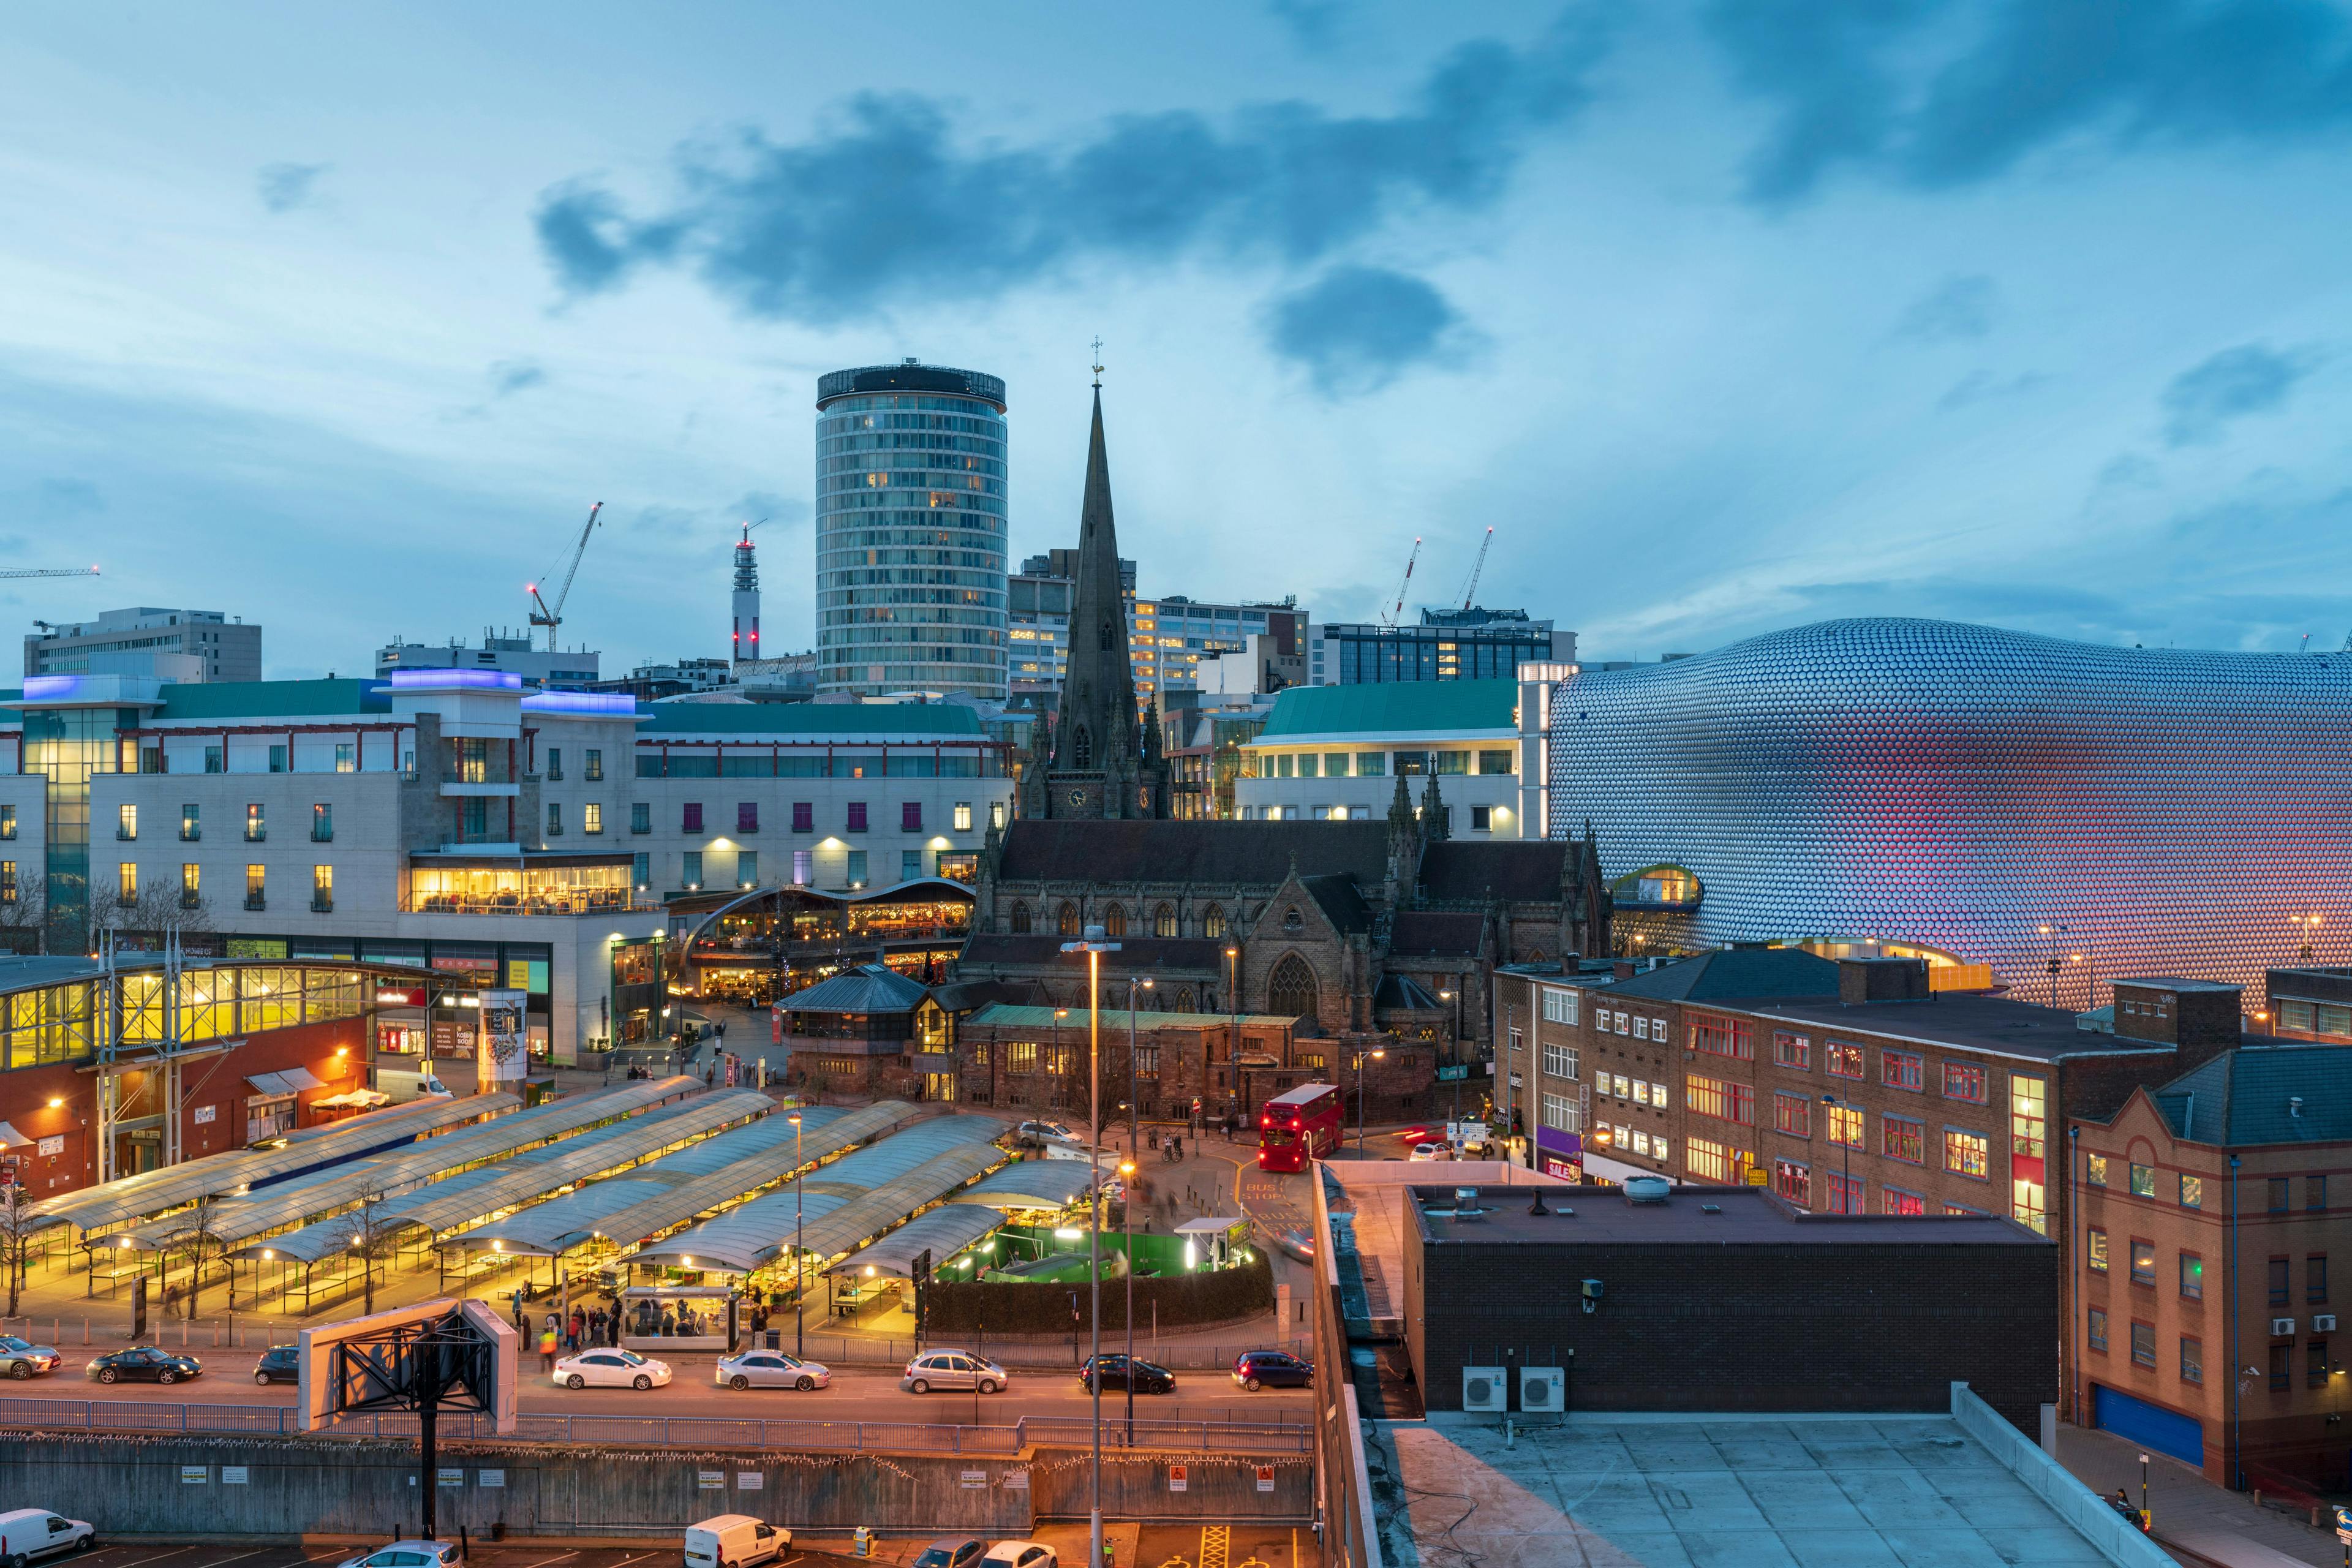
[86,1347,202,1385]
[254,1346,300,1385]
[1079,1354,1175,1395]
[1232,1349,1313,1390]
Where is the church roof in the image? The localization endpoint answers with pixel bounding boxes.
[1419,840,1572,903]
[1388,911,1488,959]
[1298,873,1374,935]
[995,818,1392,886]
[960,933,1229,973]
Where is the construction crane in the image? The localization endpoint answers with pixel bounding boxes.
[1383,536,1422,627]
[526,503,603,652]
[1457,527,1494,611]
[0,566,99,581]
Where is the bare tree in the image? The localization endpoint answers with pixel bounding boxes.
[0,872,48,951]
[176,1192,222,1320]
[341,1189,396,1316]
[119,881,216,946]
[0,1182,36,1317]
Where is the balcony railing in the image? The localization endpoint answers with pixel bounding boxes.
[178,893,201,910]
[244,831,266,843]
[311,897,334,914]
[244,894,266,911]
[115,829,135,841]
[180,831,200,843]
[311,828,333,843]
[410,890,642,917]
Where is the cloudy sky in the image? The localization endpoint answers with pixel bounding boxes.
[7,2,2352,677]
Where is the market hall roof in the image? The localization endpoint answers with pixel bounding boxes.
[778,963,933,1017]
[994,818,1392,886]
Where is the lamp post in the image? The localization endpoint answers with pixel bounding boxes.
[1060,921,1120,1568]
[1439,987,1460,1122]
[1126,974,1151,1441]
[1226,943,1240,1128]
[2293,913,2322,963]
[2038,924,2067,1008]
[1821,1095,1852,1211]
[789,1112,804,1357]
[1352,1048,1386,1158]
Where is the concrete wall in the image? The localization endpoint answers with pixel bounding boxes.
[0,1434,1311,1537]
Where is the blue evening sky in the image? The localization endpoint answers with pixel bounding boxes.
[7,2,2351,677]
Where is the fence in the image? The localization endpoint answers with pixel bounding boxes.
[0,1395,1311,1455]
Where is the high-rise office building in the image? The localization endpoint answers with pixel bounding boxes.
[1007,550,1303,706]
[1306,605,1572,685]
[815,360,1009,701]
[26,608,260,684]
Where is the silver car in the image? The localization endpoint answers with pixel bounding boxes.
[714,1350,831,1391]
[0,1336,62,1379]
[899,1349,1007,1395]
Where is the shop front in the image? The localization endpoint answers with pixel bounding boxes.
[1533,1124,1582,1182]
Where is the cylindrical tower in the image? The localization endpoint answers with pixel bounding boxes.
[731,522,761,665]
[814,359,1009,699]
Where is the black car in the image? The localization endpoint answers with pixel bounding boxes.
[1232,1350,1313,1391]
[1079,1354,1176,1395]
[85,1347,202,1385]
[254,1346,300,1385]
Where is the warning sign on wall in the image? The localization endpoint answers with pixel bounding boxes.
[1168,1464,1188,1493]
[1256,1466,1276,1493]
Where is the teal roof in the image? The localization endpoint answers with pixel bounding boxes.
[1253,679,1518,741]
[638,701,982,738]
[2153,1046,2352,1145]
[151,679,391,720]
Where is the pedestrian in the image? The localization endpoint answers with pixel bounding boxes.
[538,1325,557,1373]
[510,1291,526,1332]
[587,1306,605,1345]
[568,1309,584,1349]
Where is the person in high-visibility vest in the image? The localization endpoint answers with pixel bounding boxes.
[539,1326,558,1371]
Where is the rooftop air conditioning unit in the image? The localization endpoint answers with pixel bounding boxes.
[1461,1366,1507,1412]
[2271,1317,2297,1336]
[1623,1175,1672,1204]
[2315,1314,2339,1333]
[1520,1366,1565,1414]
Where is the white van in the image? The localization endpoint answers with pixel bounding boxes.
[685,1515,790,1568]
[0,1509,95,1562]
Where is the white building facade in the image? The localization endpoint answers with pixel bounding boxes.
[1234,677,1530,837]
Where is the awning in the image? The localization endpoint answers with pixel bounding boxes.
[279,1066,325,1091]
[245,1072,295,1096]
[0,1121,30,1147]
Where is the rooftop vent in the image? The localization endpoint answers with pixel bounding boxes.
[1700,1203,1722,1214]
[1451,1186,1486,1220]
[1623,1175,1672,1205]
[2292,1096,2305,1118]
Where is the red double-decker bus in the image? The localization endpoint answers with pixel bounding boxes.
[1258,1082,1343,1172]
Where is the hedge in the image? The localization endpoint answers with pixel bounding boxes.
[924,1253,1273,1336]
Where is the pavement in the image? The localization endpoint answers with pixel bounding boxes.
[2057,1425,2341,1568]
[47,1524,1317,1567]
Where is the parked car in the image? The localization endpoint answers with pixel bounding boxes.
[1408,1143,1449,1162]
[85,1347,202,1385]
[1079,1354,1176,1395]
[714,1350,829,1391]
[554,1348,671,1390]
[1232,1350,1314,1391]
[0,1508,94,1562]
[981,1542,1057,1568]
[684,1515,790,1568]
[331,1541,462,1568]
[253,1346,300,1385]
[910,1540,986,1568]
[1016,1120,1082,1150]
[0,1336,62,1380]
[899,1349,1007,1395]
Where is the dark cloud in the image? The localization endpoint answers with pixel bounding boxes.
[1706,0,2352,202]
[489,360,547,398]
[257,162,328,213]
[1265,266,1465,395]
[533,9,1612,325]
[1936,368,2048,412]
[2160,342,2320,445]
[1897,274,1997,341]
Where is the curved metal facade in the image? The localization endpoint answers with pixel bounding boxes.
[1546,617,2352,1000]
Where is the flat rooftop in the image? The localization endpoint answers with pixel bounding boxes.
[1409,1183,2048,1245]
[1735,991,2177,1062]
[1376,1415,2125,1568]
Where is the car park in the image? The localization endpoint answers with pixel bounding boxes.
[910,1539,986,1568]
[714,1350,830,1391]
[554,1348,671,1390]
[900,1349,1007,1394]
[253,1346,300,1385]
[0,1336,61,1379]
[1232,1349,1314,1390]
[331,1541,462,1568]
[684,1514,790,1568]
[1079,1353,1176,1394]
[981,1542,1057,1568]
[0,1507,94,1562]
[85,1347,202,1385]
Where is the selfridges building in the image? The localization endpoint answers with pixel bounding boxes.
[1544,617,2352,1002]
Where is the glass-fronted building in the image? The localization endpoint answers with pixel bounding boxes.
[815,361,1009,701]
[1311,606,1572,685]
[1538,617,2352,998]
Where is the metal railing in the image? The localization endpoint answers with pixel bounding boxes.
[0,1397,1311,1454]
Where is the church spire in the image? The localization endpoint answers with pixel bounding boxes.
[1046,375,1145,816]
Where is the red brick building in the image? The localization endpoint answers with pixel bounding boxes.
[2071,1043,2352,1490]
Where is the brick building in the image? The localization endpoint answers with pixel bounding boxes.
[2264,965,2352,1042]
[2070,1044,2352,1490]
[1402,1182,2056,1428]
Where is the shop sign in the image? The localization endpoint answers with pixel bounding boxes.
[477,989,529,1085]
[377,987,427,1006]
[193,1106,216,1126]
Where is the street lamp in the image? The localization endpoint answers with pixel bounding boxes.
[1060,921,1120,1568]
[1438,987,1460,1121]
[2293,913,2323,964]
[2037,924,2067,1008]
[1225,944,1240,1129]
[1821,1095,1853,1212]
[1352,1049,1387,1158]
[788,1112,804,1358]
[1126,974,1152,1441]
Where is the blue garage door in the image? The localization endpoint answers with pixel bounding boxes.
[2094,1384,2204,1468]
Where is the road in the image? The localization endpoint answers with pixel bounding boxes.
[19,1345,1311,1427]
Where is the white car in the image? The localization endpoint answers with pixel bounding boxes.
[1017,1120,1082,1149]
[714,1350,831,1391]
[332,1542,461,1568]
[982,1544,1058,1568]
[554,1348,671,1390]
[1408,1142,1449,1162]
[0,1509,94,1563]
